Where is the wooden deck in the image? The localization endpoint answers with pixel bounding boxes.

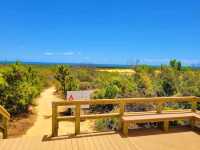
[1,128,200,150]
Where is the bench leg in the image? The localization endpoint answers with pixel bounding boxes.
[119,118,123,131]
[123,122,128,136]
[163,121,169,132]
[191,119,196,130]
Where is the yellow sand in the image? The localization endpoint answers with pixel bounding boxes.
[23,87,95,137]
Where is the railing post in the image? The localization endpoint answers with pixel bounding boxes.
[52,102,58,137]
[75,103,80,135]
[163,120,169,132]
[156,101,163,114]
[191,100,197,112]
[119,100,125,130]
[2,117,8,139]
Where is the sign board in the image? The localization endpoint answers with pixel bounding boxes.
[66,90,93,109]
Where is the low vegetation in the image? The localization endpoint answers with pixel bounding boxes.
[0,62,53,115]
[1,59,200,132]
[55,65,80,98]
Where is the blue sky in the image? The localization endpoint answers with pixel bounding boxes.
[0,0,200,65]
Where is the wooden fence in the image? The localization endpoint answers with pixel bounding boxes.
[52,96,200,137]
[0,105,10,139]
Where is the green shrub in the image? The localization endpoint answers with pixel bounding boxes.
[55,65,80,97]
[0,62,42,115]
[95,118,119,131]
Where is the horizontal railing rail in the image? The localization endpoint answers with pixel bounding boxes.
[52,96,200,137]
[0,105,10,139]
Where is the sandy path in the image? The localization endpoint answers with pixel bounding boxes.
[24,87,94,137]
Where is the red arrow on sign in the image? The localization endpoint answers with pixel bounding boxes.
[69,95,74,101]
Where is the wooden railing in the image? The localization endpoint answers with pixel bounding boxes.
[52,96,200,137]
[0,105,10,139]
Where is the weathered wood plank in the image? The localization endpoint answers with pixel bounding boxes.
[75,104,80,135]
[2,117,8,139]
[96,135,111,150]
[122,113,200,135]
[123,122,128,136]
[81,113,120,119]
[52,96,200,136]
[65,138,73,150]
[0,105,10,139]
[1,130,200,150]
[107,134,123,150]
[122,113,196,123]
[87,137,98,150]
[0,106,10,119]
[119,100,125,130]
[163,120,169,132]
[71,138,79,150]
[52,103,58,137]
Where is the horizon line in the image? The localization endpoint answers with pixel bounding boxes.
[0,60,200,67]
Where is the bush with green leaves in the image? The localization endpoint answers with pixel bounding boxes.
[55,65,80,97]
[0,62,42,115]
[95,118,119,131]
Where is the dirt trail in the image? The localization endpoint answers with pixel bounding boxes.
[24,87,94,137]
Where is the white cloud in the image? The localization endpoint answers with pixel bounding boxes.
[84,57,90,60]
[44,52,54,56]
[63,52,74,56]
[44,51,80,56]
[142,58,170,63]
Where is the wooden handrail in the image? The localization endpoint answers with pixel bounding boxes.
[52,96,200,137]
[0,106,10,119]
[53,96,199,106]
[0,105,10,139]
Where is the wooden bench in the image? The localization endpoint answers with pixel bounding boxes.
[122,112,200,136]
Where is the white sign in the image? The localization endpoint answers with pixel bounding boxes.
[66,90,93,109]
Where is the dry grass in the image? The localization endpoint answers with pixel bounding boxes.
[97,69,135,75]
[8,113,36,138]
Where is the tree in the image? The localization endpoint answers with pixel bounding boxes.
[176,61,182,71]
[158,68,177,96]
[55,65,69,97]
[169,59,182,71]
[170,59,177,68]
[55,65,79,98]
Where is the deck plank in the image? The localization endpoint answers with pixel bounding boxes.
[1,130,200,150]
[107,134,122,150]
[76,137,86,150]
[94,135,109,150]
[111,134,134,150]
[91,135,101,150]
[99,134,114,150]
[87,136,96,150]
[65,138,73,150]
[71,137,79,150]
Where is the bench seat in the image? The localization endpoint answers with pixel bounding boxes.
[122,112,200,136]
